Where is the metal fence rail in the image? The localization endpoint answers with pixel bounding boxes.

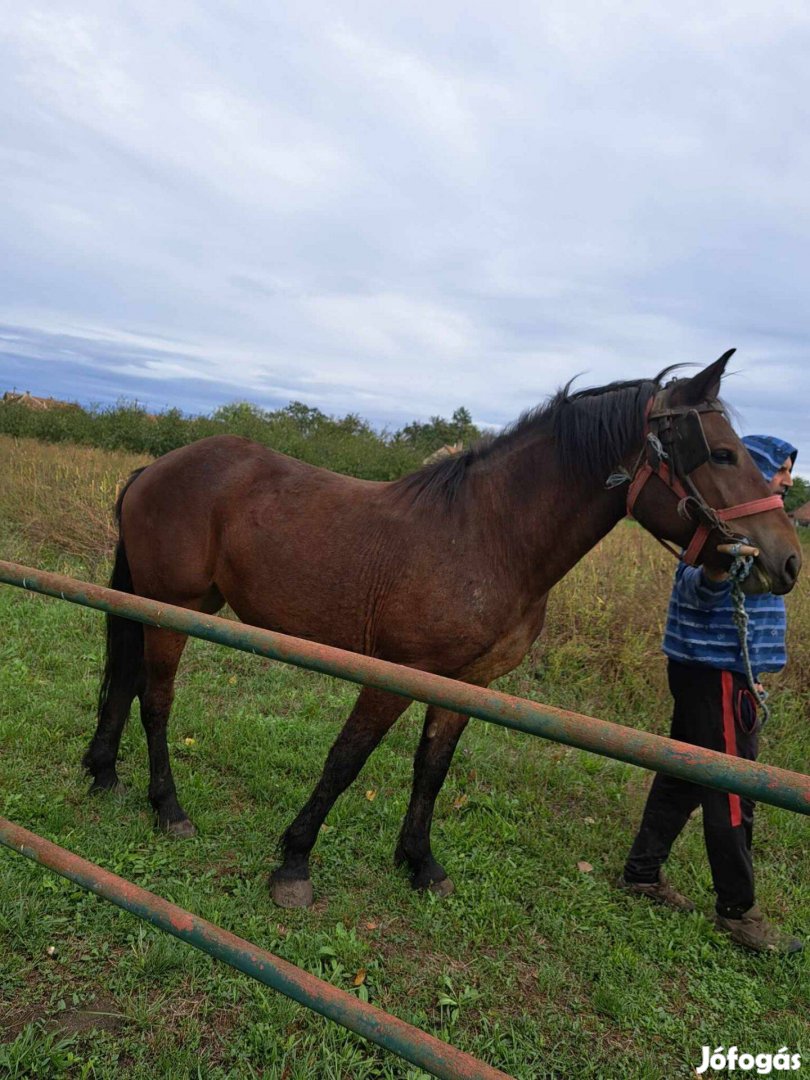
[0,818,511,1080]
[1,559,808,814]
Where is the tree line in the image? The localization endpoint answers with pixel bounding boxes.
[0,396,480,481]
[3,393,807,510]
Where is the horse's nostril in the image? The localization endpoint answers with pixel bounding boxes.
[785,553,801,585]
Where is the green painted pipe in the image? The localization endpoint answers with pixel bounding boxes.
[0,817,512,1080]
[1,559,808,814]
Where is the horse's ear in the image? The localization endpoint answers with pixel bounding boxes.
[669,349,735,406]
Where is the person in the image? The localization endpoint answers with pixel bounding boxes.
[619,435,801,954]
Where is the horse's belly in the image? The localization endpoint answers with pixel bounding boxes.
[457,622,540,684]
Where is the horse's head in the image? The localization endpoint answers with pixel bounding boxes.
[628,351,801,595]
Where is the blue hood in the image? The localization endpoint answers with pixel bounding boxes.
[741,435,797,482]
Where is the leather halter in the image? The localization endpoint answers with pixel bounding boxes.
[625,392,784,566]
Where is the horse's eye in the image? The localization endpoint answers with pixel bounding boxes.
[710,449,736,465]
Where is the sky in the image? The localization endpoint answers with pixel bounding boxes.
[1,2,809,462]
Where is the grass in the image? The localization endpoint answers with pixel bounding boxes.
[0,437,150,560]
[0,435,808,1078]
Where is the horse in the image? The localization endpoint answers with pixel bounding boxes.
[85,351,801,908]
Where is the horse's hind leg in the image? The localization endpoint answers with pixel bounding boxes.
[84,613,145,794]
[139,626,194,837]
[270,687,411,908]
[395,706,470,895]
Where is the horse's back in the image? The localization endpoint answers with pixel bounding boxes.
[124,434,379,519]
[132,434,341,486]
[118,435,397,636]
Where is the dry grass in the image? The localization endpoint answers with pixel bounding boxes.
[0,435,151,561]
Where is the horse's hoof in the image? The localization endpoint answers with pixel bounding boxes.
[271,876,314,909]
[429,877,455,898]
[88,779,127,797]
[164,818,197,839]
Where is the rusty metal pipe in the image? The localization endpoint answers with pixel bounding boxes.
[0,817,512,1080]
[1,559,808,814]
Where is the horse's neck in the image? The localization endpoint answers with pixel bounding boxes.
[536,482,627,591]
[474,435,631,596]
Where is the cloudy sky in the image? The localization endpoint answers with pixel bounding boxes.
[1,2,808,456]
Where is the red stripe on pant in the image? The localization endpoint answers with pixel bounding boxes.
[721,670,743,827]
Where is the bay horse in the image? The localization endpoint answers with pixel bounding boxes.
[86,352,801,908]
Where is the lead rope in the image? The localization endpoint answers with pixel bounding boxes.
[728,548,770,727]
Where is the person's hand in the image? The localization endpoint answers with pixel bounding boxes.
[717,542,760,558]
[702,564,730,583]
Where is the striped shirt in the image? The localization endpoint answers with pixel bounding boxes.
[662,563,787,676]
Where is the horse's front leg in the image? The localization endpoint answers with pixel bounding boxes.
[270,687,411,908]
[395,706,469,895]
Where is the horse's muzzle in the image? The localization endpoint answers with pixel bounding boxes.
[750,549,802,596]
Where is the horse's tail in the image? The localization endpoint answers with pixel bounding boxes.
[95,468,149,725]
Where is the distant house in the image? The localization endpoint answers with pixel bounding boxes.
[2,390,72,411]
[422,442,464,465]
[790,500,810,528]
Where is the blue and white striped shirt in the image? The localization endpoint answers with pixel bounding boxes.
[662,564,787,675]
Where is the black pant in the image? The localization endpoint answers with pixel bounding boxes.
[623,660,759,917]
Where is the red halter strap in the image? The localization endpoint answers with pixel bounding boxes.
[625,397,784,566]
[626,460,688,517]
[626,398,688,516]
[680,494,786,565]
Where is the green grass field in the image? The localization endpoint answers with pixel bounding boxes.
[0,435,808,1078]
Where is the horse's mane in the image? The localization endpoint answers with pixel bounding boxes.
[392,366,683,507]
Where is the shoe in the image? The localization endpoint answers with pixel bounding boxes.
[714,905,803,954]
[617,873,696,912]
